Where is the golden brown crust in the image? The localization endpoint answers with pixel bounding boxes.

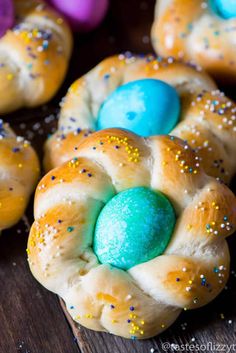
[0,122,40,231]
[44,54,236,184]
[0,0,72,114]
[29,128,236,339]
[151,0,236,82]
[43,130,93,172]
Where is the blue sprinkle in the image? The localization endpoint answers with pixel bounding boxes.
[12,147,20,153]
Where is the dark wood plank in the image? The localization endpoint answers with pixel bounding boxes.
[1,0,236,352]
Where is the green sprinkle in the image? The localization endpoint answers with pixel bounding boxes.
[67,226,74,233]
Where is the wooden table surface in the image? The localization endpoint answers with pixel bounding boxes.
[1,0,236,352]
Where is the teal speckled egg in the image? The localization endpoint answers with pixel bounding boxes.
[97,79,180,137]
[212,0,236,18]
[93,187,176,270]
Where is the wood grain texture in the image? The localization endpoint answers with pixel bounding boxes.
[1,0,236,352]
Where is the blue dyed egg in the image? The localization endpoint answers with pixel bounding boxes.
[94,187,176,270]
[213,0,236,18]
[97,79,180,137]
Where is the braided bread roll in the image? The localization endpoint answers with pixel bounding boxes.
[44,54,236,184]
[151,0,236,82]
[28,128,236,339]
[0,120,39,232]
[0,0,72,114]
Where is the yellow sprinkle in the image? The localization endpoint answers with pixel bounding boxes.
[7,73,14,80]
[189,280,193,284]
[26,248,30,254]
[18,163,23,168]
[57,18,64,24]
[30,240,35,247]
[140,330,144,335]
[32,29,39,37]
[140,320,145,325]
[85,313,93,319]
[161,324,165,328]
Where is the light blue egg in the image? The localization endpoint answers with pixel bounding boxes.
[97,79,180,137]
[212,0,236,19]
[93,187,176,270]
